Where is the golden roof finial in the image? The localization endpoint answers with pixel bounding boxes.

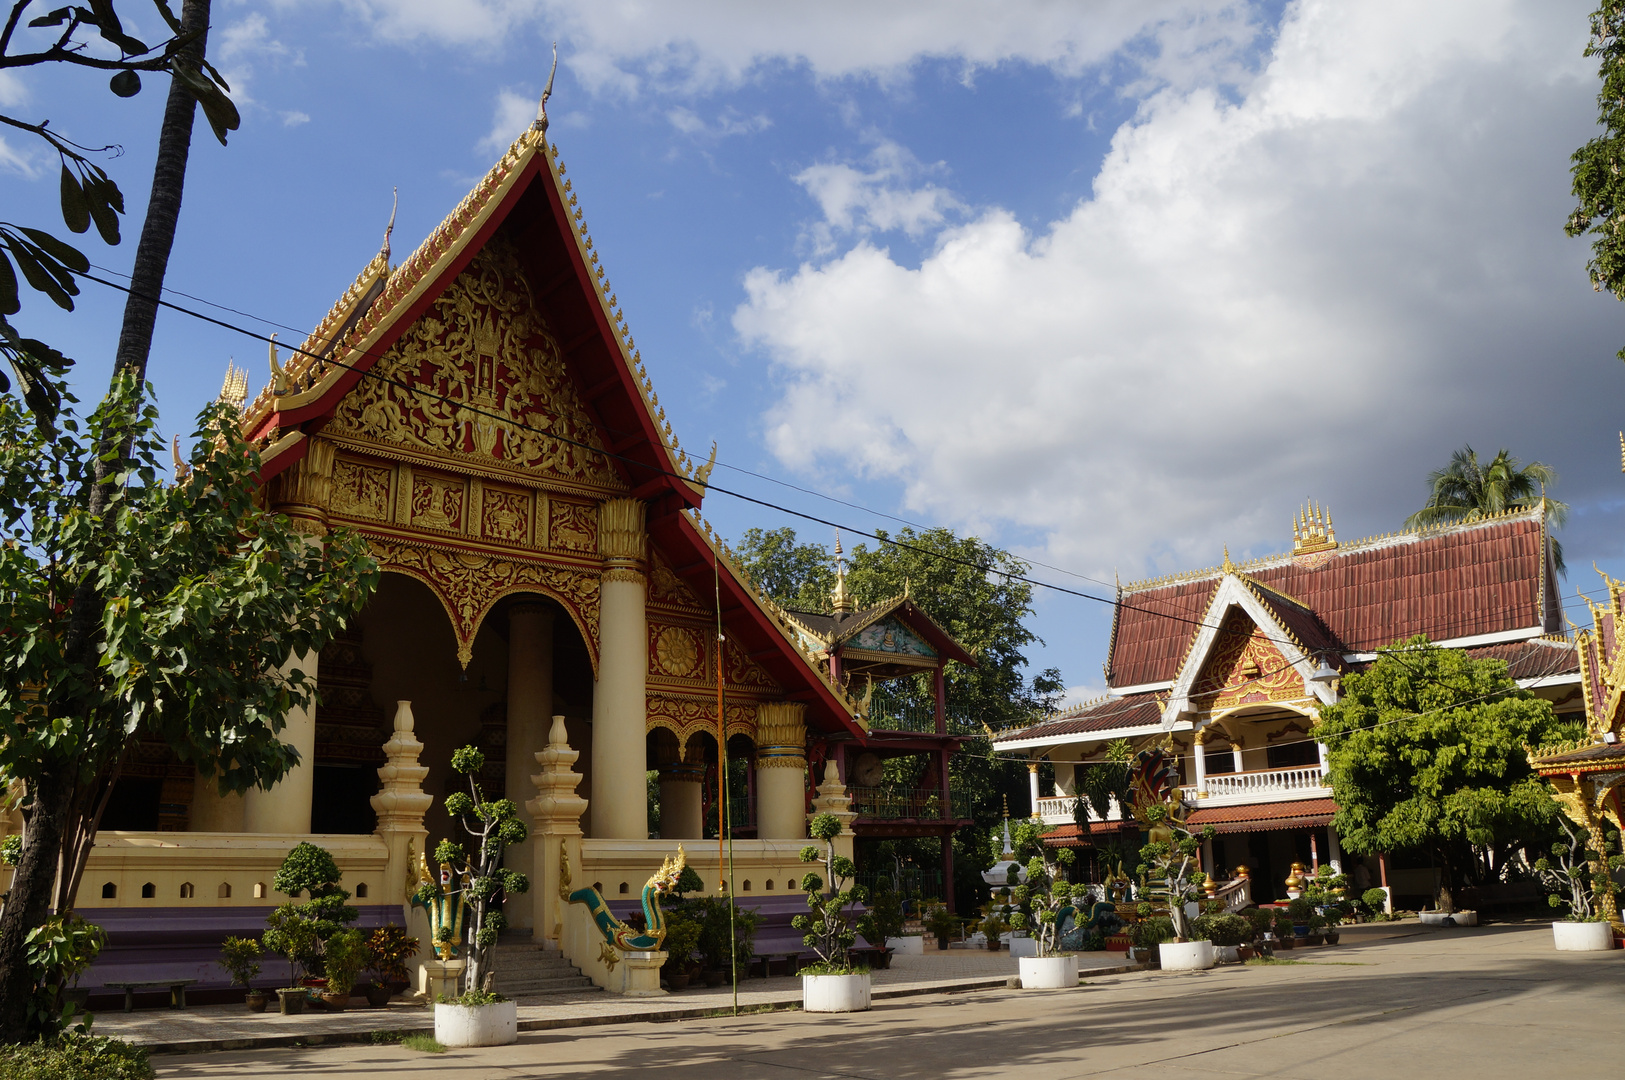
[531,42,559,135]
[382,187,397,266]
[1221,545,1236,574]
[831,529,854,616]
[1292,498,1338,555]
[217,360,248,409]
[171,435,190,483]
[268,333,288,395]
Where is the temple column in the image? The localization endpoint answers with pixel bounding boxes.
[1232,742,1244,773]
[245,438,333,835]
[529,715,589,948]
[756,703,808,840]
[189,772,245,832]
[1327,824,1343,874]
[504,603,554,926]
[591,498,648,840]
[1193,731,1209,797]
[658,756,705,840]
[1027,762,1040,815]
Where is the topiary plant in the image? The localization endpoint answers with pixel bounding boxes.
[1007,850,1082,957]
[267,841,358,977]
[416,745,531,998]
[321,929,368,998]
[1361,887,1390,917]
[792,812,867,973]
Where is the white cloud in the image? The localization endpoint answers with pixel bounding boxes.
[734,0,1616,583]
[325,1,1259,94]
[216,13,298,106]
[479,89,539,154]
[0,71,27,108]
[0,135,36,178]
[664,106,769,139]
[794,140,963,253]
[281,110,311,127]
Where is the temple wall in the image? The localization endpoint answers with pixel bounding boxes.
[74,832,390,909]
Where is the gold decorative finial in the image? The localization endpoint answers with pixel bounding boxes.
[1221,545,1235,574]
[1618,431,1624,474]
[1002,793,1009,820]
[1292,499,1337,555]
[268,334,288,395]
[531,42,558,134]
[693,441,717,486]
[171,436,190,482]
[217,360,248,409]
[831,529,854,616]
[382,187,397,265]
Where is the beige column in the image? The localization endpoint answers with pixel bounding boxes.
[243,642,318,834]
[657,760,705,840]
[504,604,554,926]
[246,440,333,835]
[591,498,648,840]
[528,715,588,948]
[756,702,808,840]
[188,771,245,832]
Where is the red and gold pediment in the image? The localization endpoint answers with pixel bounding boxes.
[1190,609,1308,712]
[326,237,622,494]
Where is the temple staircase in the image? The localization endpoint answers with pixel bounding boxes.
[489,932,601,998]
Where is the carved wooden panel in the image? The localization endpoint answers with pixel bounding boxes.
[331,456,394,522]
[411,472,465,532]
[650,624,707,680]
[481,484,531,545]
[551,499,596,553]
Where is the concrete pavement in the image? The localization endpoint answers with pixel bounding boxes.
[153,921,1625,1079]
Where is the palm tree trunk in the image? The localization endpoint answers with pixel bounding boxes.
[111,0,210,387]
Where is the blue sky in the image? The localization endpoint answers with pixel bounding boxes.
[4,0,1624,702]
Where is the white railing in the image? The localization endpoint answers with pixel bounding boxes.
[1202,764,1325,799]
[1212,875,1252,912]
[1034,794,1123,826]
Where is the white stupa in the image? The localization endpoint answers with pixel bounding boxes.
[981,797,1028,890]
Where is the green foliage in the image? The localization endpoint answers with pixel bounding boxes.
[1136,818,1214,940]
[23,914,104,1038]
[659,913,702,976]
[1273,911,1296,938]
[262,904,321,988]
[0,833,20,866]
[436,988,507,1006]
[0,1033,152,1079]
[1569,3,1625,354]
[673,866,705,897]
[793,813,866,966]
[1127,916,1174,951]
[1004,853,1082,958]
[1361,888,1390,915]
[321,929,367,997]
[262,844,357,983]
[684,896,759,976]
[218,937,262,989]
[399,1033,447,1054]
[273,842,344,899]
[922,903,960,943]
[1531,817,1621,920]
[858,883,906,944]
[1402,446,1566,571]
[363,925,419,986]
[1191,913,1252,947]
[1241,907,1273,940]
[1317,638,1578,910]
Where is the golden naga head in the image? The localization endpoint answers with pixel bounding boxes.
[647,845,687,894]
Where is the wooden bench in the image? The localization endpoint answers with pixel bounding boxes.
[105,978,198,1012]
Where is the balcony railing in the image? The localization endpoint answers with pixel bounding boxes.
[1195,764,1327,804]
[1035,794,1123,826]
[849,785,964,821]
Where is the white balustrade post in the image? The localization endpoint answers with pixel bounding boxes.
[1027,762,1040,814]
[1193,736,1208,797]
[1317,742,1329,773]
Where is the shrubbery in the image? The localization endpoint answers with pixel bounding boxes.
[0,1034,153,1080]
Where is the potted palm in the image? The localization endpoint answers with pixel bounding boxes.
[794,812,871,1012]
[363,924,419,1006]
[420,745,530,1047]
[1270,911,1296,950]
[1534,817,1620,951]
[220,936,267,1012]
[1009,850,1083,988]
[1127,915,1173,966]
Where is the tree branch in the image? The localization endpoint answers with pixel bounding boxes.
[0,1,28,58]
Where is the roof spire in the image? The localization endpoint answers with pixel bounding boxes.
[531,42,558,135]
[831,530,854,617]
[1221,545,1235,574]
[382,187,397,266]
[1292,498,1338,555]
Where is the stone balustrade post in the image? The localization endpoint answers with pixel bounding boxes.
[528,714,589,948]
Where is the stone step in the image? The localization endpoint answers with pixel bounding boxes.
[497,974,598,992]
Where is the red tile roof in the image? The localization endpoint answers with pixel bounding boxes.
[996,692,1164,744]
[1460,638,1578,682]
[1185,798,1337,833]
[1109,511,1557,688]
[1041,821,1134,846]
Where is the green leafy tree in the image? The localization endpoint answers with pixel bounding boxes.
[1135,807,1213,942]
[1567,3,1625,352]
[733,525,1063,910]
[0,385,377,1039]
[1531,817,1622,920]
[1316,637,1579,912]
[269,842,360,968]
[1403,445,1567,571]
[793,812,865,972]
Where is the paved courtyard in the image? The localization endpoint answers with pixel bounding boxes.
[152,922,1625,1079]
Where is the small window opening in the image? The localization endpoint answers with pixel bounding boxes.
[618,882,629,894]
[355,882,369,898]
[253,882,266,899]
[101,882,116,899]
[765,879,774,891]
[217,882,231,899]
[140,882,155,899]
[178,882,194,899]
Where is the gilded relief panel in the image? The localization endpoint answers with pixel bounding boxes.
[330,455,394,522]
[646,693,756,753]
[550,499,596,553]
[481,484,531,545]
[410,472,465,532]
[648,547,704,611]
[650,623,707,681]
[324,237,622,491]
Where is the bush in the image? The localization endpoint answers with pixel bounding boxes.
[219,936,263,989]
[1191,913,1252,946]
[323,929,368,997]
[660,913,702,977]
[859,883,905,943]
[1127,916,1175,951]
[0,1033,153,1080]
[365,925,419,986]
[1241,907,1272,941]
[1362,888,1389,914]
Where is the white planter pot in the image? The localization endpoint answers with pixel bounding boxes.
[434,1000,518,1047]
[1018,955,1079,989]
[802,973,872,1013]
[1008,935,1040,959]
[886,936,924,955]
[1419,910,1477,927]
[1552,920,1614,951]
[1215,945,1240,964]
[1158,940,1216,971]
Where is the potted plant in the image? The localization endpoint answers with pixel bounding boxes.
[1534,817,1621,951]
[421,745,529,1048]
[980,912,1008,951]
[1127,915,1173,966]
[1271,911,1296,950]
[660,914,702,991]
[858,882,907,964]
[363,924,419,1006]
[793,812,871,1013]
[262,906,319,1014]
[320,928,366,1011]
[922,904,958,950]
[220,936,267,1012]
[1305,913,1328,946]
[690,894,760,984]
[263,841,360,1007]
[1135,803,1217,970]
[1008,850,1084,988]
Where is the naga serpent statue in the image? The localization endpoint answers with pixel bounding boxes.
[559,845,687,952]
[409,853,471,959]
[1057,896,1124,951]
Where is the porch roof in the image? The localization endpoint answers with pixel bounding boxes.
[1184,797,1337,834]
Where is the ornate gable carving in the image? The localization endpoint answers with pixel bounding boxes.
[1191,609,1306,712]
[328,237,621,490]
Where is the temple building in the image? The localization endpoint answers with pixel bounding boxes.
[994,504,1583,906]
[12,108,978,995]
